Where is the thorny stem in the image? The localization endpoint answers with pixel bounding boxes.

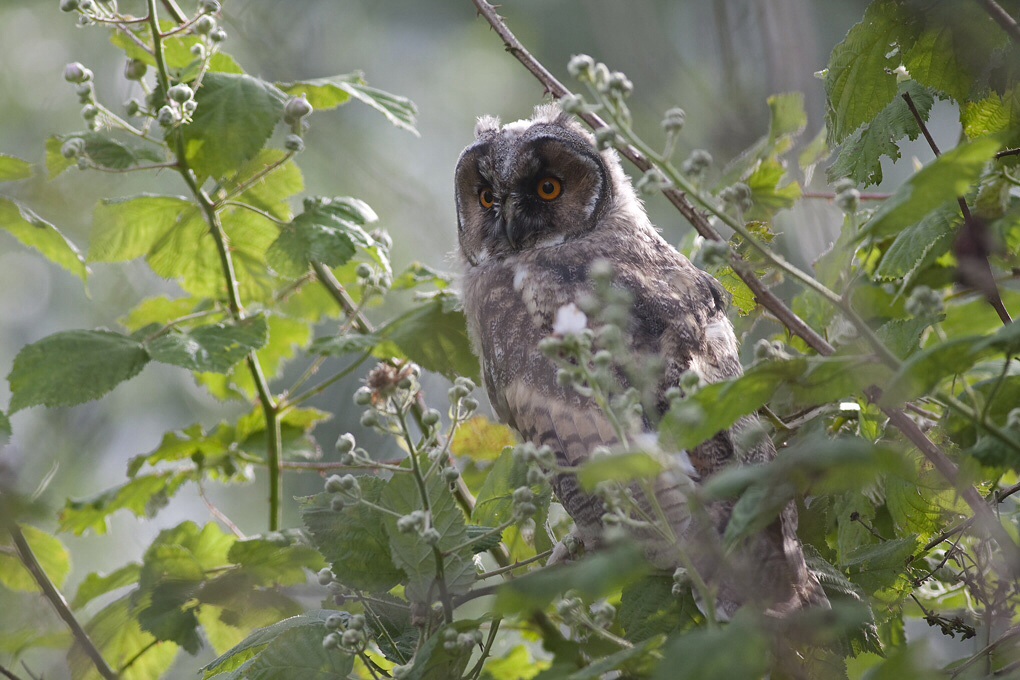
[147,0,284,531]
[466,618,502,680]
[6,524,117,680]
[475,549,553,579]
[214,152,295,208]
[468,0,1020,573]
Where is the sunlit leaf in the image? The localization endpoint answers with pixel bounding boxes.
[0,153,32,181]
[0,198,87,281]
[0,525,71,593]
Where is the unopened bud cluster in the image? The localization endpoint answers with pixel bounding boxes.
[324,473,362,510]
[443,627,483,652]
[322,612,368,654]
[681,149,713,181]
[719,182,753,214]
[905,285,943,318]
[833,178,860,215]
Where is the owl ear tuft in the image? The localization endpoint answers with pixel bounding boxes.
[475,115,501,138]
[531,102,568,126]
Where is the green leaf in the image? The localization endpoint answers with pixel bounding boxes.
[618,575,700,641]
[577,452,664,491]
[399,621,474,680]
[0,411,9,440]
[472,448,551,556]
[380,297,480,382]
[843,537,917,595]
[182,73,286,179]
[59,470,194,536]
[882,321,1020,405]
[110,23,242,75]
[660,359,805,452]
[202,610,344,678]
[221,150,304,221]
[0,153,32,181]
[767,92,807,143]
[0,198,87,281]
[69,596,178,680]
[873,316,938,360]
[863,135,1004,239]
[714,266,756,316]
[300,481,405,593]
[829,82,934,186]
[961,86,1020,140]
[0,525,70,593]
[147,315,268,373]
[278,73,418,135]
[825,0,917,145]
[242,625,355,679]
[90,194,194,263]
[495,544,647,614]
[227,531,325,587]
[120,295,212,333]
[133,522,234,654]
[450,416,517,463]
[267,197,378,278]
[71,564,142,610]
[744,158,801,222]
[874,205,959,281]
[381,460,475,602]
[652,612,769,680]
[8,330,150,412]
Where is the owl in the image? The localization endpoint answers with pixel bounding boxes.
[454,104,827,616]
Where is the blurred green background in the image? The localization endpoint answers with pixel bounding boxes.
[3,0,972,675]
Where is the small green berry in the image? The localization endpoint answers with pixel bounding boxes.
[322,632,341,650]
[194,15,216,34]
[442,467,460,482]
[81,104,98,120]
[284,96,314,123]
[123,58,147,81]
[325,613,344,630]
[335,433,356,455]
[157,105,176,126]
[209,27,227,42]
[167,84,193,103]
[60,0,79,11]
[64,62,92,84]
[317,567,334,586]
[284,134,304,152]
[421,409,441,427]
[199,0,221,13]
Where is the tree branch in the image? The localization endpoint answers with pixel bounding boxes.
[7,524,117,680]
[468,0,1020,573]
[976,0,1020,44]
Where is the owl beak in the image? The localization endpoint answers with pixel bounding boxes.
[500,201,518,250]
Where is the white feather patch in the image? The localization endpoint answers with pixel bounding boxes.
[552,303,587,336]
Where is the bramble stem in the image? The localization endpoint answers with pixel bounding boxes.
[147,0,283,530]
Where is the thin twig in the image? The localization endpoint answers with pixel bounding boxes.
[468,0,1020,575]
[802,191,890,201]
[475,549,552,579]
[976,0,1020,44]
[7,524,117,680]
[313,261,375,334]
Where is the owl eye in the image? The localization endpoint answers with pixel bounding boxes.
[537,177,562,201]
[479,188,494,209]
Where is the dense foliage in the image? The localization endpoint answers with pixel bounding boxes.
[1,0,1019,678]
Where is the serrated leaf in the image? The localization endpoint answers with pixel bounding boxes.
[961,87,1020,140]
[450,416,516,463]
[381,461,475,602]
[120,295,211,333]
[400,621,475,680]
[200,314,312,400]
[0,198,87,281]
[472,448,525,527]
[825,0,917,145]
[863,135,1004,239]
[619,575,700,641]
[495,544,647,614]
[0,411,10,440]
[110,23,242,75]
[59,470,194,536]
[8,330,150,412]
[745,158,801,222]
[577,452,664,491]
[181,73,286,179]
[221,150,304,221]
[227,532,325,587]
[874,205,959,281]
[90,194,194,263]
[69,596,178,680]
[652,611,769,680]
[882,321,1020,405]
[71,564,142,610]
[0,153,32,181]
[237,405,331,462]
[147,315,268,373]
[0,525,70,593]
[45,133,165,179]
[874,316,937,360]
[242,625,355,679]
[829,81,934,186]
[843,537,917,594]
[660,359,806,452]
[715,266,756,315]
[380,297,480,382]
[279,74,418,135]
[202,610,342,678]
[268,207,368,278]
[300,481,404,593]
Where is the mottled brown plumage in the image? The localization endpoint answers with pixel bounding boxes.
[454,105,826,615]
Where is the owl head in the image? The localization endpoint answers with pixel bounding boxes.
[454,104,644,266]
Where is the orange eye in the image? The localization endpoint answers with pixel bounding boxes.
[537,177,562,200]
[479,188,494,209]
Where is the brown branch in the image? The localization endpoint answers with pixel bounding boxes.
[7,524,117,680]
[994,147,1020,159]
[902,91,1012,326]
[469,0,1020,574]
[976,0,1020,44]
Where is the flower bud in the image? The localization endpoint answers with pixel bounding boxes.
[335,433,356,455]
[316,567,334,586]
[905,285,944,317]
[64,62,92,84]
[422,528,441,546]
[594,126,618,151]
[681,149,712,177]
[322,632,341,650]
[662,107,686,133]
[513,486,534,504]
[421,409,441,427]
[167,83,193,103]
[182,100,197,115]
[157,105,176,126]
[199,0,221,13]
[567,54,595,80]
[341,629,363,648]
[284,96,314,123]
[284,134,304,152]
[81,104,98,120]
[123,58,147,81]
[125,99,141,116]
[60,138,86,159]
[461,397,479,413]
[559,93,585,114]
[60,0,79,11]
[325,475,344,493]
[353,386,373,406]
[606,71,633,97]
[835,186,860,214]
[442,467,461,482]
[195,15,216,35]
[635,167,671,195]
[325,613,344,630]
[209,27,227,42]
